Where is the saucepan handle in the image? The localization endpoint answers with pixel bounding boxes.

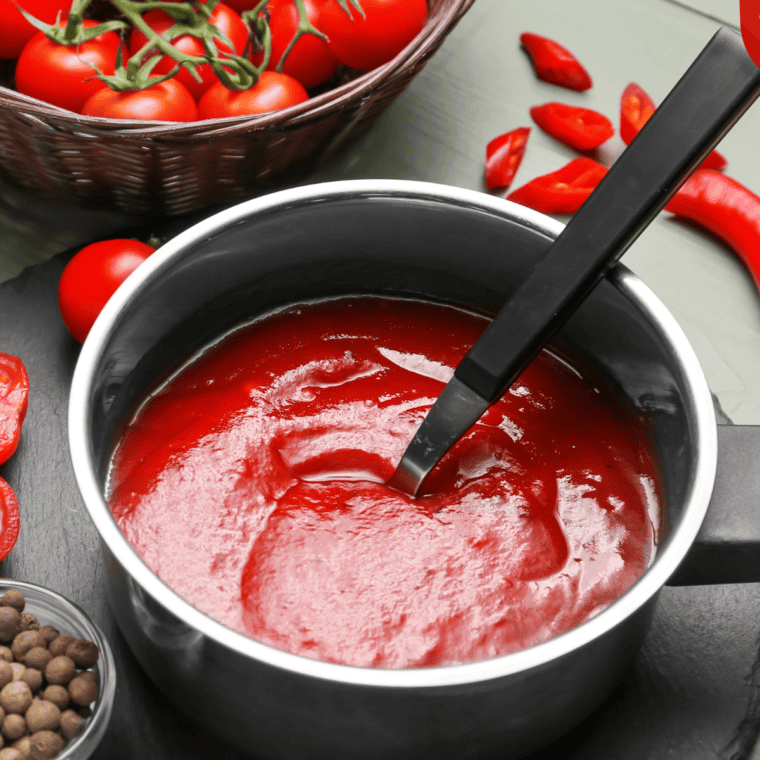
[667,425,760,585]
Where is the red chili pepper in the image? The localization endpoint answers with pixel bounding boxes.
[520,33,593,92]
[620,82,727,170]
[0,354,29,466]
[506,157,608,215]
[485,127,531,190]
[530,102,613,152]
[665,168,760,289]
[619,82,656,145]
[0,477,20,562]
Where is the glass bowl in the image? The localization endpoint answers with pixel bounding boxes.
[0,579,116,760]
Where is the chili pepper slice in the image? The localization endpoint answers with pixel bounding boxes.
[619,82,656,145]
[620,82,727,170]
[0,477,20,563]
[665,168,760,290]
[506,157,608,215]
[520,33,592,92]
[530,102,614,152]
[0,354,29,466]
[485,127,531,190]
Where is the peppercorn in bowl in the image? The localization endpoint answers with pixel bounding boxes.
[0,581,115,760]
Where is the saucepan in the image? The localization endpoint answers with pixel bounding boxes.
[67,176,760,759]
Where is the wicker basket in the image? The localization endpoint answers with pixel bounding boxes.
[0,0,474,216]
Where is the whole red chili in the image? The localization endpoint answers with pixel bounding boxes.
[0,354,29,466]
[665,168,760,289]
[620,82,727,170]
[485,127,530,190]
[506,157,608,215]
[530,102,613,152]
[520,33,592,92]
[0,477,20,562]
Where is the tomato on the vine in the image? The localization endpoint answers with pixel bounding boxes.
[128,3,249,101]
[58,239,156,343]
[198,71,308,118]
[0,0,71,59]
[15,20,120,113]
[319,0,428,72]
[250,0,339,89]
[81,79,198,121]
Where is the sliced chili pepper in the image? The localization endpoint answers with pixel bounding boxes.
[506,157,608,215]
[665,168,760,289]
[699,149,729,171]
[485,127,531,190]
[0,354,29,466]
[520,33,593,92]
[619,82,656,145]
[530,102,613,152]
[620,82,727,170]
[0,477,20,563]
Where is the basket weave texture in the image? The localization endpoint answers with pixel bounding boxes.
[0,0,474,216]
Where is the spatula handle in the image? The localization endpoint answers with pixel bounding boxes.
[455,27,760,402]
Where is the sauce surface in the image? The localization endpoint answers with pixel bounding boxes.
[107,296,662,668]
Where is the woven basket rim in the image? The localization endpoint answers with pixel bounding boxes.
[0,0,475,138]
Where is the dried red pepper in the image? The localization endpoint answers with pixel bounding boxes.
[665,168,760,289]
[620,82,727,170]
[0,477,20,562]
[485,127,530,190]
[506,157,608,215]
[0,354,28,466]
[520,33,593,92]
[530,102,613,152]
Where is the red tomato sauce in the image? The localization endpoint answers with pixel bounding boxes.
[107,296,662,668]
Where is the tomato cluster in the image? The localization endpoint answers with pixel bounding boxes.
[2,0,428,122]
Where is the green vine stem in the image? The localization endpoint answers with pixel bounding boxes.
[336,0,365,18]
[270,0,327,73]
[19,0,365,92]
[110,0,262,90]
[18,0,128,44]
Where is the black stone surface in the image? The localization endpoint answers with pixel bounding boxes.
[0,245,759,759]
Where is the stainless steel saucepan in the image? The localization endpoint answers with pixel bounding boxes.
[68,174,760,759]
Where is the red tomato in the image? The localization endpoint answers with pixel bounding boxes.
[58,239,156,343]
[0,354,29,466]
[15,20,120,113]
[0,0,71,59]
[198,71,308,118]
[81,79,199,121]
[319,0,427,71]
[251,0,339,89]
[128,3,249,100]
[0,477,20,563]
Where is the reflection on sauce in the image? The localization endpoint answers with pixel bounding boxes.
[107,296,662,668]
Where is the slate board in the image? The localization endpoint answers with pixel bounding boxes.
[1,245,759,760]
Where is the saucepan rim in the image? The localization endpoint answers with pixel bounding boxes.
[68,179,718,689]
